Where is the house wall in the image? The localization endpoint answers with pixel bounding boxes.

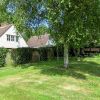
[0,25,28,48]
[46,38,55,47]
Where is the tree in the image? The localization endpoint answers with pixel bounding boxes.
[0,0,100,68]
[45,0,100,68]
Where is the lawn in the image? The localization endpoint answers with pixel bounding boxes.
[0,56,100,100]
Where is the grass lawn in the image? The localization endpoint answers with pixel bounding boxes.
[0,56,100,100]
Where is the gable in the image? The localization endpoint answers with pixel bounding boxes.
[0,25,28,48]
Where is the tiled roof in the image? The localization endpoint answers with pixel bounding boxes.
[27,34,50,48]
[0,24,12,37]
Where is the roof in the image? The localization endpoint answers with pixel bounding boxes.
[0,24,12,37]
[27,34,50,48]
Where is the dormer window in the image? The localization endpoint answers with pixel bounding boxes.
[16,36,19,42]
[7,35,10,41]
[11,35,14,41]
[7,35,19,42]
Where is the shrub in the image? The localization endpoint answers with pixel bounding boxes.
[11,48,32,65]
[0,48,8,67]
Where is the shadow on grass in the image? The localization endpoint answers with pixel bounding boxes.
[20,59,100,80]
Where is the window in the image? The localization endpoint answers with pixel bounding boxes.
[7,35,18,42]
[16,36,19,42]
[11,35,15,41]
[7,35,10,41]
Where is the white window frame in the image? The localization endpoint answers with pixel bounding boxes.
[7,35,10,41]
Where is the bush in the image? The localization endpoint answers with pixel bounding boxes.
[0,48,8,67]
[11,48,32,65]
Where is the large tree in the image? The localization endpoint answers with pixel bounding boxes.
[0,0,100,68]
[45,0,100,68]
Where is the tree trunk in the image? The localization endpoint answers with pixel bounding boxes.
[56,46,59,61]
[77,48,81,61]
[64,43,69,68]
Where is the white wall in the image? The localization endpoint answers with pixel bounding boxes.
[0,25,28,48]
[46,39,55,47]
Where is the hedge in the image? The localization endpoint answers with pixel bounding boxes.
[0,48,8,67]
[11,48,32,65]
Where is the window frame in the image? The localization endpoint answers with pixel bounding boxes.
[16,36,19,42]
[7,34,19,42]
[7,35,10,41]
[11,35,15,41]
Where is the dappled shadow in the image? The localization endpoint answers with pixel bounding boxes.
[70,61,100,77]
[20,59,100,80]
[19,63,34,69]
[38,67,87,80]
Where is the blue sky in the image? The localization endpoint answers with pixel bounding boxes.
[7,2,49,28]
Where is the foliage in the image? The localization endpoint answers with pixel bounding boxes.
[11,48,32,65]
[46,0,100,67]
[46,0,100,46]
[0,48,8,67]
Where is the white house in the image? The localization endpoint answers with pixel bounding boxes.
[0,24,28,48]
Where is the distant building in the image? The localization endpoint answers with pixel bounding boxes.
[27,34,56,61]
[27,34,55,48]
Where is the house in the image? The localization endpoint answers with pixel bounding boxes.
[0,24,28,48]
[27,34,58,61]
[27,34,55,48]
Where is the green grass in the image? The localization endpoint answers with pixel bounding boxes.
[0,56,100,100]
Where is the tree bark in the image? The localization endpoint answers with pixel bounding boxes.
[64,43,69,68]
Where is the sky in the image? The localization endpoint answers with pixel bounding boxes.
[7,2,49,28]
